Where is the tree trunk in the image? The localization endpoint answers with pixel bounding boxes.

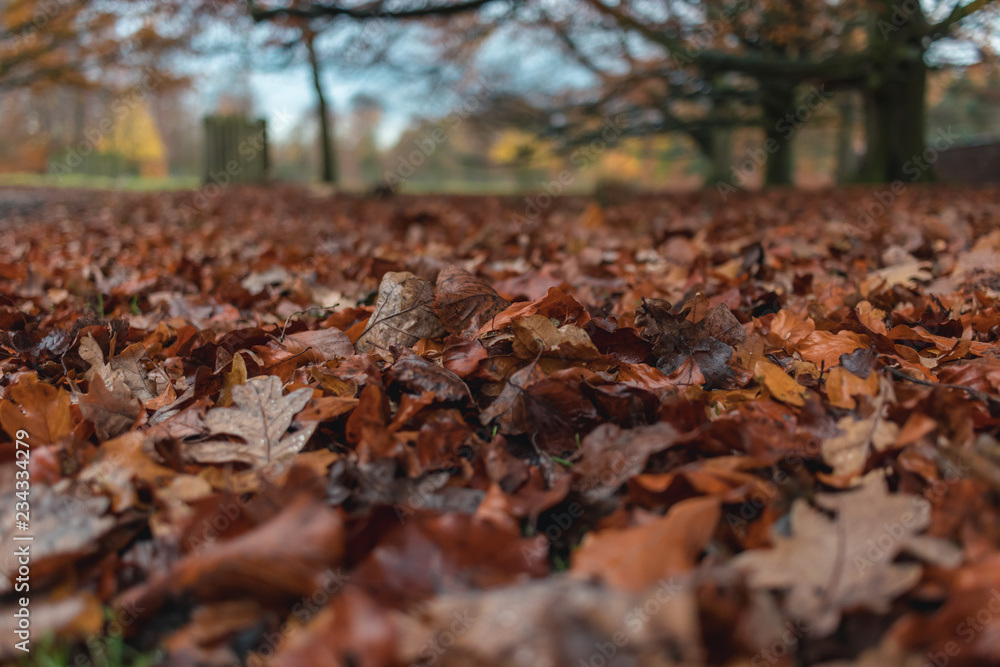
[692,127,733,187]
[760,81,796,186]
[835,93,857,184]
[857,53,928,183]
[305,31,337,185]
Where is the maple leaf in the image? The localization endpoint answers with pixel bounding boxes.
[189,376,315,468]
[731,473,961,637]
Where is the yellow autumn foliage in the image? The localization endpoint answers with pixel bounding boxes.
[99,100,166,162]
[489,129,558,168]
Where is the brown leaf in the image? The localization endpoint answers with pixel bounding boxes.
[355,271,446,356]
[441,335,488,378]
[510,314,604,361]
[572,422,680,502]
[385,347,471,403]
[0,373,73,444]
[479,360,546,434]
[571,496,721,592]
[117,495,345,614]
[217,351,247,408]
[821,376,898,478]
[284,327,355,361]
[797,330,867,369]
[484,286,589,332]
[755,359,809,407]
[79,335,156,402]
[79,376,143,441]
[731,473,961,637]
[395,577,703,667]
[432,264,510,336]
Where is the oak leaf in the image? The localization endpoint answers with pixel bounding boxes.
[189,375,315,468]
[731,473,961,637]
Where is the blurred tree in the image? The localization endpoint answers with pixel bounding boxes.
[100,99,167,176]
[574,0,999,183]
[245,0,515,185]
[0,0,209,91]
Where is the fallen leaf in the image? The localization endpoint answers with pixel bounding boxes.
[572,496,721,592]
[190,375,315,467]
[755,359,809,407]
[79,335,155,402]
[510,314,603,360]
[217,351,247,407]
[731,473,961,637]
[385,346,471,403]
[433,264,510,336]
[821,376,898,478]
[283,327,354,361]
[355,271,446,356]
[0,373,73,444]
[79,376,143,440]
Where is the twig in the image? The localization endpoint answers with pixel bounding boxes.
[278,303,340,342]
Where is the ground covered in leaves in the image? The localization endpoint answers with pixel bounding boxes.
[2,185,1000,666]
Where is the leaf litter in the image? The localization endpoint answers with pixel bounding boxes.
[1,185,1000,664]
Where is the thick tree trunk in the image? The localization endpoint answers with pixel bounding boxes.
[305,31,337,185]
[857,54,928,183]
[835,93,857,184]
[760,81,796,186]
[692,127,733,187]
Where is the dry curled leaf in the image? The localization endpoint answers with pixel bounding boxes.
[79,335,155,402]
[79,375,143,441]
[432,264,510,336]
[355,271,446,356]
